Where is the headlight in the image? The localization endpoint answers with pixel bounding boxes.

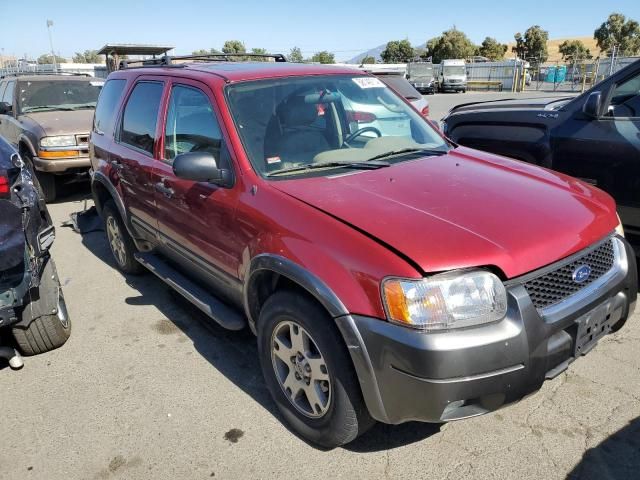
[382,270,507,331]
[615,214,624,237]
[40,135,77,148]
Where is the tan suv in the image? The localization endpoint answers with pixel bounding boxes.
[0,74,104,201]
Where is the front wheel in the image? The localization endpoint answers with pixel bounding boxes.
[257,291,373,448]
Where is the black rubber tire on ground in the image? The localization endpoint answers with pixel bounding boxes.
[102,199,144,274]
[35,172,57,203]
[12,258,71,356]
[257,290,374,448]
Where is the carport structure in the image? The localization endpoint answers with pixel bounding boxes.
[97,43,174,73]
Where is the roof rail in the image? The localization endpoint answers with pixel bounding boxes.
[0,71,92,79]
[119,52,287,69]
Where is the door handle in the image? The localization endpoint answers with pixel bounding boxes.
[154,181,174,198]
[110,158,123,171]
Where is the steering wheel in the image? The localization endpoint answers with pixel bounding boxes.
[342,127,382,148]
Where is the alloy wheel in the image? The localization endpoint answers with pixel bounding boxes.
[271,320,332,418]
[106,216,127,268]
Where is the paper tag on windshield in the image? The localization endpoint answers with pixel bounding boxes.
[266,156,281,164]
[352,77,385,89]
[90,81,105,87]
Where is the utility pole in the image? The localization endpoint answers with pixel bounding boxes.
[46,20,57,73]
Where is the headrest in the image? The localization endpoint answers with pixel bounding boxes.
[277,95,318,127]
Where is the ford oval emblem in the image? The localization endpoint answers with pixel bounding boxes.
[572,265,592,283]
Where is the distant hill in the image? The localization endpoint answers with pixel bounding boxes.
[349,36,602,64]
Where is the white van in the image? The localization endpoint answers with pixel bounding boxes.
[439,59,467,93]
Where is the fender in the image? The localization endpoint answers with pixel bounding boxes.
[17,134,37,158]
[243,254,348,330]
[90,170,142,240]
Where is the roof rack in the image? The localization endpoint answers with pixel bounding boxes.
[119,53,287,69]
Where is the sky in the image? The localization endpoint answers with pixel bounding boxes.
[1,0,639,61]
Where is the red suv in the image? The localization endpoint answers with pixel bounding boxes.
[90,54,637,448]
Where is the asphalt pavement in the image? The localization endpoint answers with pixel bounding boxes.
[1,92,639,480]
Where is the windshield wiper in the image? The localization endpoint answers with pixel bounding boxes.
[266,160,390,177]
[366,147,448,162]
[22,106,74,113]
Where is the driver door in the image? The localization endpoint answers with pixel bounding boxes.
[552,65,640,234]
[151,79,243,303]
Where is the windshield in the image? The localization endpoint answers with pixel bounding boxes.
[227,74,448,178]
[18,79,103,113]
[409,65,433,78]
[443,66,466,76]
[376,75,422,99]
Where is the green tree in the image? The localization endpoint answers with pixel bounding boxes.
[222,40,246,55]
[72,50,101,63]
[513,26,549,64]
[425,29,476,64]
[558,40,592,61]
[594,13,640,56]
[361,55,376,64]
[191,48,222,55]
[478,37,508,60]
[37,53,67,64]
[380,40,415,63]
[310,51,335,64]
[289,47,304,63]
[250,47,268,61]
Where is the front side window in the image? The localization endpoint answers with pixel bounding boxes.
[120,81,163,155]
[18,79,102,113]
[226,74,448,178]
[164,85,222,162]
[94,79,126,135]
[608,72,640,118]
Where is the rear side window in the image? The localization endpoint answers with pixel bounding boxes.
[94,79,126,136]
[120,81,163,155]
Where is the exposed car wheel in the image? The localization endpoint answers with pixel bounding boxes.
[35,172,57,203]
[12,259,71,355]
[102,199,143,274]
[257,290,374,448]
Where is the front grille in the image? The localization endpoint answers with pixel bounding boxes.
[523,239,616,310]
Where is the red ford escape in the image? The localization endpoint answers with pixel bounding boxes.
[89,54,637,448]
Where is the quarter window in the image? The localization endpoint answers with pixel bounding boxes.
[164,85,222,162]
[120,81,163,155]
[94,79,126,135]
[2,81,15,105]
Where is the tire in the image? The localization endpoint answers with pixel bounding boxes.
[35,172,57,203]
[257,290,374,448]
[102,199,143,274]
[12,259,71,355]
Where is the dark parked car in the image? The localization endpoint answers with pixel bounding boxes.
[90,55,636,448]
[0,74,104,201]
[0,136,71,369]
[442,59,640,248]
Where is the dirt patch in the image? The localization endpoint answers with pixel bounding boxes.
[224,428,244,444]
[153,319,180,335]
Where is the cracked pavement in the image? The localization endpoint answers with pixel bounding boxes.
[1,186,639,480]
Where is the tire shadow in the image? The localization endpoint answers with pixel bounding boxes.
[567,417,640,479]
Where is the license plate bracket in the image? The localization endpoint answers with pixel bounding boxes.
[574,297,623,356]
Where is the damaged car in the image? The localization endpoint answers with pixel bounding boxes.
[0,136,71,369]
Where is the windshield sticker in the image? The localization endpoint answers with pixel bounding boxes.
[352,77,385,89]
[266,156,281,164]
[90,81,105,87]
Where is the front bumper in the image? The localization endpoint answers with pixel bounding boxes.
[441,83,466,90]
[33,155,91,173]
[337,236,637,424]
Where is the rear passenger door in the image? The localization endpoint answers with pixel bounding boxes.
[112,77,166,239]
[152,79,243,304]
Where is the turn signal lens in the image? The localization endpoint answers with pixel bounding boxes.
[39,150,80,158]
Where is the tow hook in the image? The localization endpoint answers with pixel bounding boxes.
[0,346,24,369]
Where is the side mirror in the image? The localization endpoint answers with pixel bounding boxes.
[0,102,12,115]
[582,91,601,118]
[172,152,232,187]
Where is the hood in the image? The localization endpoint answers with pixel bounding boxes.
[271,147,617,279]
[20,109,94,136]
[449,96,572,115]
